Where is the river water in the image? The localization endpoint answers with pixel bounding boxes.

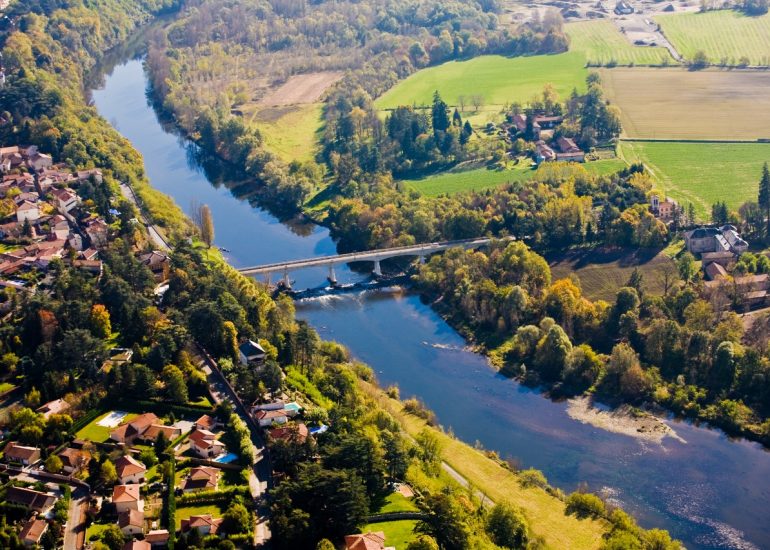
[91,56,770,549]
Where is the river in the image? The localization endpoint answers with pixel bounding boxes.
[91,56,770,549]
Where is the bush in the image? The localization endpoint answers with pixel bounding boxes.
[518,468,548,489]
[565,492,606,519]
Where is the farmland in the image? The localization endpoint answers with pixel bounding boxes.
[619,140,770,218]
[548,246,676,302]
[403,159,627,197]
[656,10,770,65]
[600,68,770,140]
[565,20,674,66]
[374,52,588,110]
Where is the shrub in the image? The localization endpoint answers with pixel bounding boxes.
[565,492,606,519]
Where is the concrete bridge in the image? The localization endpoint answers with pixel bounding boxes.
[237,236,510,287]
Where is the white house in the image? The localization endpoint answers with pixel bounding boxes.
[189,429,226,459]
[51,188,79,212]
[15,200,40,223]
[118,509,145,537]
[115,454,147,484]
[256,408,288,427]
[27,152,52,172]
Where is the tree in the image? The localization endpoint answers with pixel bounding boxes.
[677,252,697,283]
[222,500,251,534]
[407,535,440,550]
[416,493,470,550]
[316,540,336,550]
[99,524,126,550]
[162,364,188,403]
[431,91,450,134]
[690,50,709,69]
[139,448,158,467]
[759,162,770,234]
[24,386,41,408]
[45,454,63,474]
[534,324,573,381]
[565,492,606,519]
[486,502,530,549]
[90,304,112,338]
[195,203,215,248]
[99,459,117,486]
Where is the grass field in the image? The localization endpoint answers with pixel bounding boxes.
[247,103,323,163]
[548,246,676,301]
[619,140,770,219]
[375,52,588,110]
[404,158,627,196]
[75,411,139,443]
[377,492,419,514]
[367,385,608,549]
[176,503,227,529]
[566,20,674,66]
[656,10,770,65]
[362,519,418,547]
[601,68,770,140]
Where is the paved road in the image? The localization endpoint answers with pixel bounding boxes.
[63,488,88,550]
[119,183,170,251]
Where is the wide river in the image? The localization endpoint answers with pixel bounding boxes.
[91,56,770,549]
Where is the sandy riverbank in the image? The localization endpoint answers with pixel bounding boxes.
[567,396,686,444]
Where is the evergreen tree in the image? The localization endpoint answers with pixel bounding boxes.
[431,91,450,134]
[452,108,462,127]
[759,162,770,234]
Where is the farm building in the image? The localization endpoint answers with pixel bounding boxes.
[685,226,748,255]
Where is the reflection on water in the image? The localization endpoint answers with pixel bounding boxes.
[92,55,770,550]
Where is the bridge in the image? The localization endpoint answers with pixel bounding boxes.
[237,236,511,287]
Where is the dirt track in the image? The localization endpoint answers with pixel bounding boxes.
[260,72,343,106]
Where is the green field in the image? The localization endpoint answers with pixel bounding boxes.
[362,520,418,548]
[75,411,139,443]
[619,141,770,219]
[248,103,323,163]
[404,158,627,196]
[375,52,588,110]
[566,20,675,66]
[656,10,770,65]
[176,503,227,529]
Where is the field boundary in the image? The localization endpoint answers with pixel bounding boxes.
[620,138,769,144]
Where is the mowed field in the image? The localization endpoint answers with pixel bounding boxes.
[565,20,674,66]
[548,247,675,301]
[619,141,770,219]
[601,68,770,140]
[375,52,588,110]
[656,10,770,65]
[249,103,323,163]
[404,158,627,196]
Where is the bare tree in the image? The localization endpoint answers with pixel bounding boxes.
[471,94,484,111]
[457,95,466,112]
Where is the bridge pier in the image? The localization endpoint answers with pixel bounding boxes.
[328,264,337,286]
[282,269,292,290]
[419,254,426,264]
[373,259,382,277]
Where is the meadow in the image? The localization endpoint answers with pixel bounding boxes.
[619,141,770,218]
[565,20,674,66]
[548,246,676,301]
[403,159,627,196]
[374,52,588,110]
[600,68,770,140]
[656,9,770,65]
[246,103,323,163]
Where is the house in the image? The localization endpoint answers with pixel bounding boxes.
[144,529,170,547]
[188,429,226,459]
[77,169,103,183]
[5,486,57,514]
[15,200,40,223]
[651,195,678,222]
[115,455,147,484]
[180,514,223,536]
[50,216,71,240]
[140,423,181,444]
[512,113,527,133]
[50,188,79,212]
[615,0,634,14]
[239,339,267,366]
[194,414,222,432]
[555,136,585,162]
[144,530,170,547]
[3,442,41,465]
[345,531,388,550]
[704,262,728,281]
[19,517,48,547]
[118,509,145,537]
[58,447,91,475]
[36,398,69,418]
[123,541,151,550]
[84,218,109,247]
[533,114,563,129]
[685,226,749,255]
[535,141,556,164]
[109,413,159,445]
[113,484,144,513]
[268,422,309,444]
[138,250,171,282]
[182,466,219,493]
[27,152,53,172]
[255,409,288,427]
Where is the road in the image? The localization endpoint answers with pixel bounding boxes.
[119,183,170,251]
[63,487,88,550]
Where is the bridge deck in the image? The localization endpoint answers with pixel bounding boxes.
[236,237,509,275]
